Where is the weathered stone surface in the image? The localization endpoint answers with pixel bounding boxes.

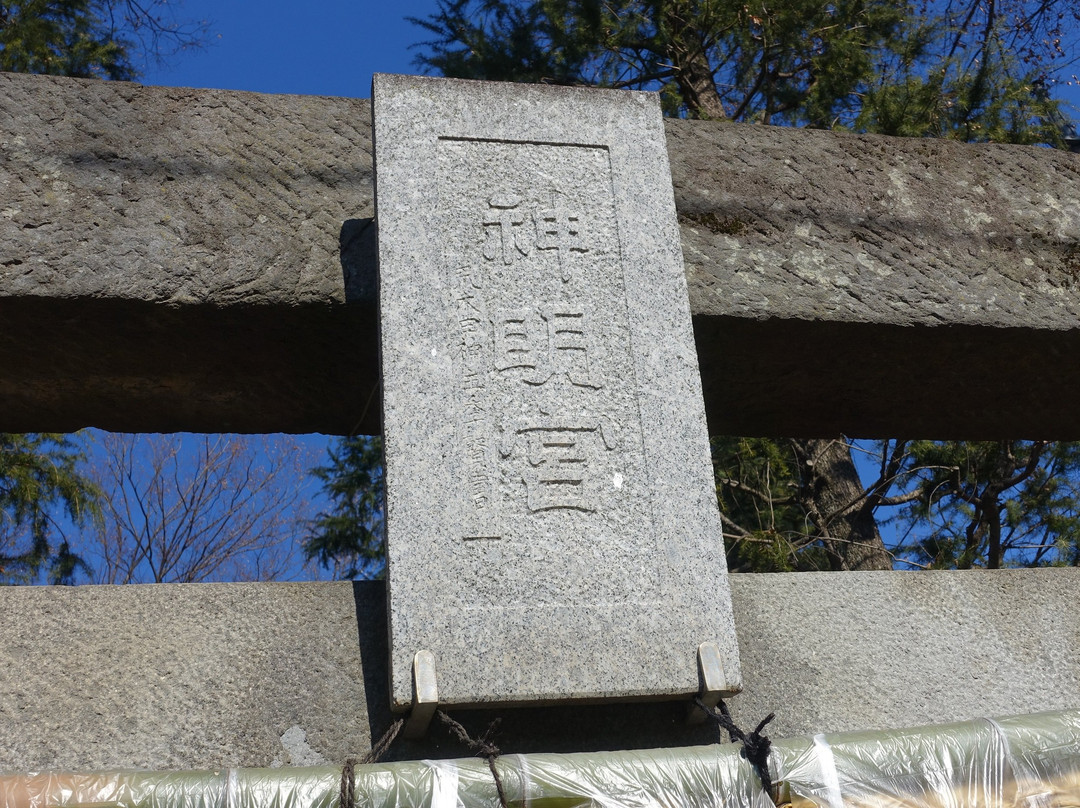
[669,121,1080,329]
[373,74,739,710]
[4,72,1080,437]
[0,573,1077,771]
[667,121,1080,439]
[0,582,378,771]
[0,72,379,435]
[728,569,1080,739]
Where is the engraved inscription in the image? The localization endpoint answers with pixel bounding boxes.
[500,421,620,512]
[380,76,740,711]
[454,262,499,540]
[493,306,600,390]
[481,192,589,281]
[437,138,658,605]
[482,194,532,266]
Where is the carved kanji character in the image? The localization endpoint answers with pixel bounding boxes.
[483,193,531,266]
[532,306,600,389]
[492,306,601,389]
[521,427,593,512]
[535,192,588,282]
[504,422,618,512]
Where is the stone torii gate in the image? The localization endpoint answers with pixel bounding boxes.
[0,71,1078,771]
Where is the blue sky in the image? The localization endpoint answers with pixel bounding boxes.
[140,0,435,97]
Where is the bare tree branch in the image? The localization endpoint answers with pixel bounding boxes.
[85,433,320,584]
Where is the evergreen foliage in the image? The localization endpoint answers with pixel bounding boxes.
[411,0,1077,140]
[713,437,825,572]
[0,433,99,584]
[304,436,386,580]
[0,0,135,78]
[0,0,206,80]
[411,0,910,122]
[891,440,1080,569]
[714,437,1080,571]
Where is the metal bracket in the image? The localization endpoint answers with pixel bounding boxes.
[403,649,439,739]
[688,641,728,724]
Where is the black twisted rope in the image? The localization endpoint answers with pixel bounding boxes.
[437,710,509,808]
[339,701,772,808]
[695,696,776,803]
[339,718,406,808]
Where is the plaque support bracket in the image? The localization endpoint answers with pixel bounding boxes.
[403,649,439,739]
[688,641,730,724]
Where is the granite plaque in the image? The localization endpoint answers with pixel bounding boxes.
[373,74,741,710]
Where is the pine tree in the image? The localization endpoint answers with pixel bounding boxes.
[0,0,206,80]
[411,0,1074,135]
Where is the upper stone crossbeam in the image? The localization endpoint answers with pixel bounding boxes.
[3,72,1080,438]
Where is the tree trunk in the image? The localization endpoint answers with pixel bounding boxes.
[791,437,892,570]
[985,495,1003,569]
[663,6,727,119]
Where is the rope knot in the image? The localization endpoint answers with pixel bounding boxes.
[695,697,777,803]
[339,718,405,808]
[437,711,509,808]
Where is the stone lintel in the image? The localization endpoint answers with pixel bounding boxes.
[0,572,1077,771]
[4,72,1080,437]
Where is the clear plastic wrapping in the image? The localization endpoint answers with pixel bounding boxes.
[1,711,1076,808]
[773,711,1080,808]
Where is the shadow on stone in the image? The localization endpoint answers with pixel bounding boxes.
[353,580,394,749]
[350,582,721,761]
[0,297,381,435]
[341,218,378,306]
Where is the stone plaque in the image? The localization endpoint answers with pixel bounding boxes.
[373,74,741,710]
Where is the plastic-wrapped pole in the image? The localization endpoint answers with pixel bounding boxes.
[0,768,341,808]
[774,711,1080,808]
[1,711,1077,808]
